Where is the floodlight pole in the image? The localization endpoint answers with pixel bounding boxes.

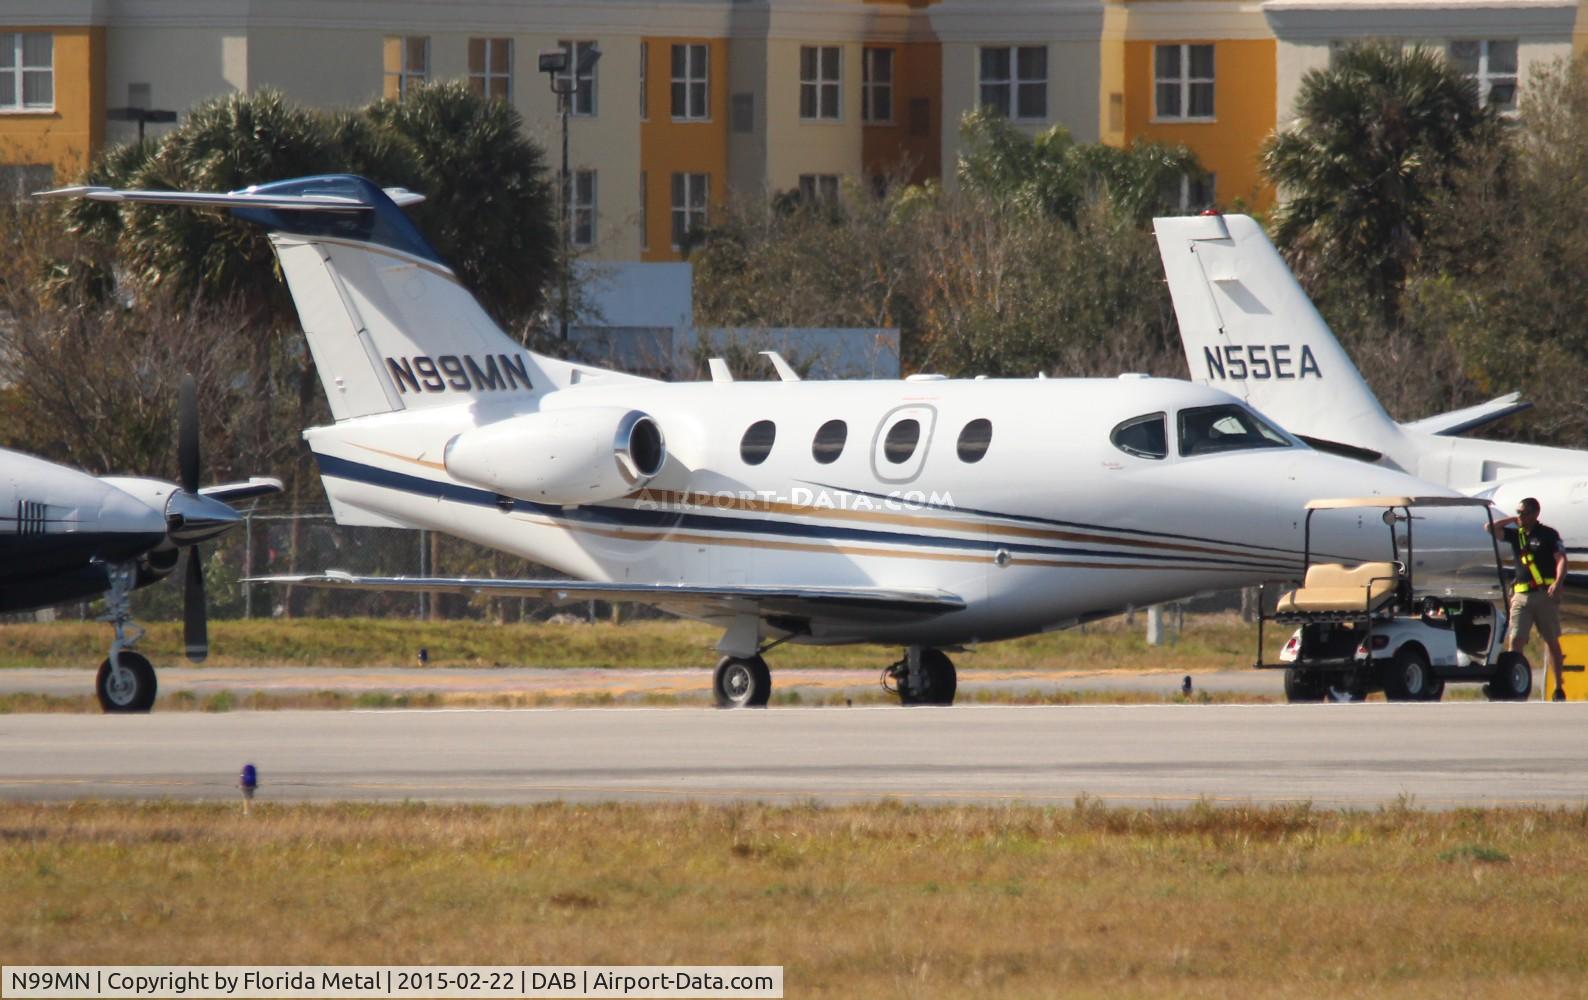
[540,47,601,342]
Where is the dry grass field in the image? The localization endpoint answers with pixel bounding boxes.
[3,800,1586,997]
[0,615,1262,671]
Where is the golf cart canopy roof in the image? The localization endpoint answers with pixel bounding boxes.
[1305,496,1492,511]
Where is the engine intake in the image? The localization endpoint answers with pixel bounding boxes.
[443,407,667,506]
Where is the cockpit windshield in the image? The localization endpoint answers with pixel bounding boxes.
[1177,404,1292,457]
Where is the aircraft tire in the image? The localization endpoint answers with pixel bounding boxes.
[900,649,956,706]
[1283,668,1327,703]
[713,655,771,708]
[1486,652,1533,702]
[96,651,157,713]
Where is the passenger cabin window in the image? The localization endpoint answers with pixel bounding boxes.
[812,419,847,464]
[1177,404,1289,457]
[884,418,920,463]
[957,418,992,463]
[1111,413,1167,459]
[740,420,776,465]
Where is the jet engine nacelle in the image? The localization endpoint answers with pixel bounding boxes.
[443,407,667,506]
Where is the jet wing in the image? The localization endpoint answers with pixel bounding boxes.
[1403,393,1533,437]
[248,572,965,625]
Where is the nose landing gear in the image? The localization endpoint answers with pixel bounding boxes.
[94,562,158,713]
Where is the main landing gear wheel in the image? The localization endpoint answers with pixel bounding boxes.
[1484,652,1533,702]
[895,648,957,706]
[713,655,772,708]
[96,651,157,713]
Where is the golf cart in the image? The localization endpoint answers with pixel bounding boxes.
[1256,496,1533,702]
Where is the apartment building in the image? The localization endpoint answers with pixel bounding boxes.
[1,1,1584,259]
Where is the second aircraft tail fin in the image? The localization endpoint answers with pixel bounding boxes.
[1153,214,1402,457]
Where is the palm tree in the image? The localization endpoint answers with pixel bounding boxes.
[955,109,1200,225]
[1262,42,1495,324]
[365,81,557,325]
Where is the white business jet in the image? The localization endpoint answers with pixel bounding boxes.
[1155,213,1588,612]
[44,178,1443,707]
[0,377,281,710]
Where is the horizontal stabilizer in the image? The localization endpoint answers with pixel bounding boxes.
[1403,393,1532,437]
[249,572,965,623]
[37,184,376,212]
[200,477,285,503]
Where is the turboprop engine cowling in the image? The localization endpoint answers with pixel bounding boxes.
[443,407,666,506]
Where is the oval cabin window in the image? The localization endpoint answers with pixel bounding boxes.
[740,420,777,465]
[884,418,921,464]
[812,419,847,464]
[957,418,993,463]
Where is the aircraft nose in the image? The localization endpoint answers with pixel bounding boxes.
[97,482,170,536]
[165,490,242,546]
[1297,452,1458,502]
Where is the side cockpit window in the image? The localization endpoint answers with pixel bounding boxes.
[1110,412,1167,460]
[1177,404,1291,457]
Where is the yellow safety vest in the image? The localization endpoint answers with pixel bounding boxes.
[1515,524,1556,593]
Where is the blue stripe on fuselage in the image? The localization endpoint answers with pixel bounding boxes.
[313,453,1296,572]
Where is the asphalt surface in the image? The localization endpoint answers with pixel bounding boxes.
[0,666,1278,699]
[1,702,1583,808]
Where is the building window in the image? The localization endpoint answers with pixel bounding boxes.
[0,32,53,110]
[671,172,708,248]
[979,45,1046,120]
[863,48,893,124]
[798,174,839,205]
[558,40,598,116]
[801,46,841,121]
[468,38,511,101]
[640,42,648,118]
[566,170,596,247]
[671,43,708,120]
[384,36,429,100]
[1449,40,1518,114]
[1155,44,1214,120]
[1176,171,1216,212]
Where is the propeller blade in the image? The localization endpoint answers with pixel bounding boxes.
[178,373,200,494]
[183,548,208,663]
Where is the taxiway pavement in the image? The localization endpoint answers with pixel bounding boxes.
[1,702,1582,808]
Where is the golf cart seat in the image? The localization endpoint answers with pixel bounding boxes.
[1275,561,1402,616]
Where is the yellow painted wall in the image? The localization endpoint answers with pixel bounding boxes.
[0,26,104,182]
[861,41,941,186]
[639,36,728,261]
[1123,37,1274,210]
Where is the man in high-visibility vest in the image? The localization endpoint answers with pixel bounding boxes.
[1487,497,1569,700]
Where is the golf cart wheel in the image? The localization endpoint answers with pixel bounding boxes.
[1383,646,1433,702]
[1487,652,1533,701]
[1283,668,1327,703]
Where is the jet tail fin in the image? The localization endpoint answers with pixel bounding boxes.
[1153,214,1401,455]
[42,176,650,422]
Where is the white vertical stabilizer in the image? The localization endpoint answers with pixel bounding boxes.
[1154,214,1401,458]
